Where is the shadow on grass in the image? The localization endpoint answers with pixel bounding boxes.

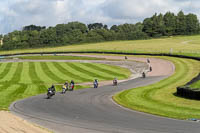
[173,92,200,100]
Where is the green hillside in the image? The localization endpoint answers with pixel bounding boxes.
[1,35,200,57]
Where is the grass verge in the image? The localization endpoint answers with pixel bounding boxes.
[114,56,200,119]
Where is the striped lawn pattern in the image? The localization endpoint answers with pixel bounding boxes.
[0,62,130,109]
[114,57,200,119]
[67,62,111,80]
[0,63,12,81]
[82,63,127,78]
[52,62,91,82]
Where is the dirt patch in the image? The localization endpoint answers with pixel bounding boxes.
[0,111,50,133]
[181,40,192,44]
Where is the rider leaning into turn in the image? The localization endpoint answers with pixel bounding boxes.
[93,79,98,88]
[50,84,56,92]
[70,80,75,90]
[113,77,118,85]
[64,81,69,90]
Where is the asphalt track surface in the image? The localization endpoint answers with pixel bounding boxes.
[10,75,200,133]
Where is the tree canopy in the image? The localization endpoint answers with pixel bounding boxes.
[1,11,200,50]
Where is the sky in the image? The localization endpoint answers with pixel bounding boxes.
[0,0,200,34]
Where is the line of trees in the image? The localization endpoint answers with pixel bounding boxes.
[1,11,200,50]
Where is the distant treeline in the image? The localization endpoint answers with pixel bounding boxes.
[1,11,200,50]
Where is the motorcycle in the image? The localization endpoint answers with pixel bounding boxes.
[47,88,56,99]
[69,84,74,91]
[61,86,67,94]
[149,66,152,72]
[113,79,118,86]
[142,72,146,78]
[93,81,98,88]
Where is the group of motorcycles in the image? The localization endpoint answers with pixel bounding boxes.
[47,81,75,99]
[47,58,151,99]
[93,78,118,88]
[141,58,152,78]
[47,78,118,99]
[61,82,74,94]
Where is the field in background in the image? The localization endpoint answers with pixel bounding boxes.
[0,61,130,109]
[1,35,200,57]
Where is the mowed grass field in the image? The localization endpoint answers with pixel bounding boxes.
[114,56,200,119]
[0,61,131,110]
[1,35,200,57]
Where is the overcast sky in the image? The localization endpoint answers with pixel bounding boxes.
[0,0,200,34]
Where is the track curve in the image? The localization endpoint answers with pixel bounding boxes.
[9,55,200,133]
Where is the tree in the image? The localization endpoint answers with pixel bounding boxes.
[143,13,165,37]
[88,23,104,30]
[176,11,186,35]
[40,27,57,46]
[110,25,119,32]
[143,18,154,37]
[23,25,46,31]
[152,13,166,37]
[86,30,104,42]
[185,13,199,34]
[163,12,176,36]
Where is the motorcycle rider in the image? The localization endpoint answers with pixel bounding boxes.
[149,66,152,72]
[64,81,69,91]
[62,84,67,94]
[147,58,150,63]
[93,79,98,88]
[70,80,75,91]
[51,84,56,93]
[142,72,146,78]
[47,84,56,98]
[113,78,118,86]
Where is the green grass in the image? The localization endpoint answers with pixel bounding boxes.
[15,55,105,60]
[52,62,90,82]
[114,56,200,119]
[190,81,200,89]
[1,35,200,57]
[0,61,131,110]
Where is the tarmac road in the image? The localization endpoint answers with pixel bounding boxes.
[10,76,200,133]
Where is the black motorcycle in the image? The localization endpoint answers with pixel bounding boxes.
[47,88,56,99]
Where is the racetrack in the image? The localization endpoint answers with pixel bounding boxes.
[10,55,200,133]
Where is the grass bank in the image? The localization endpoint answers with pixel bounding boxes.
[0,61,131,110]
[1,35,200,57]
[114,56,200,119]
[190,81,200,89]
